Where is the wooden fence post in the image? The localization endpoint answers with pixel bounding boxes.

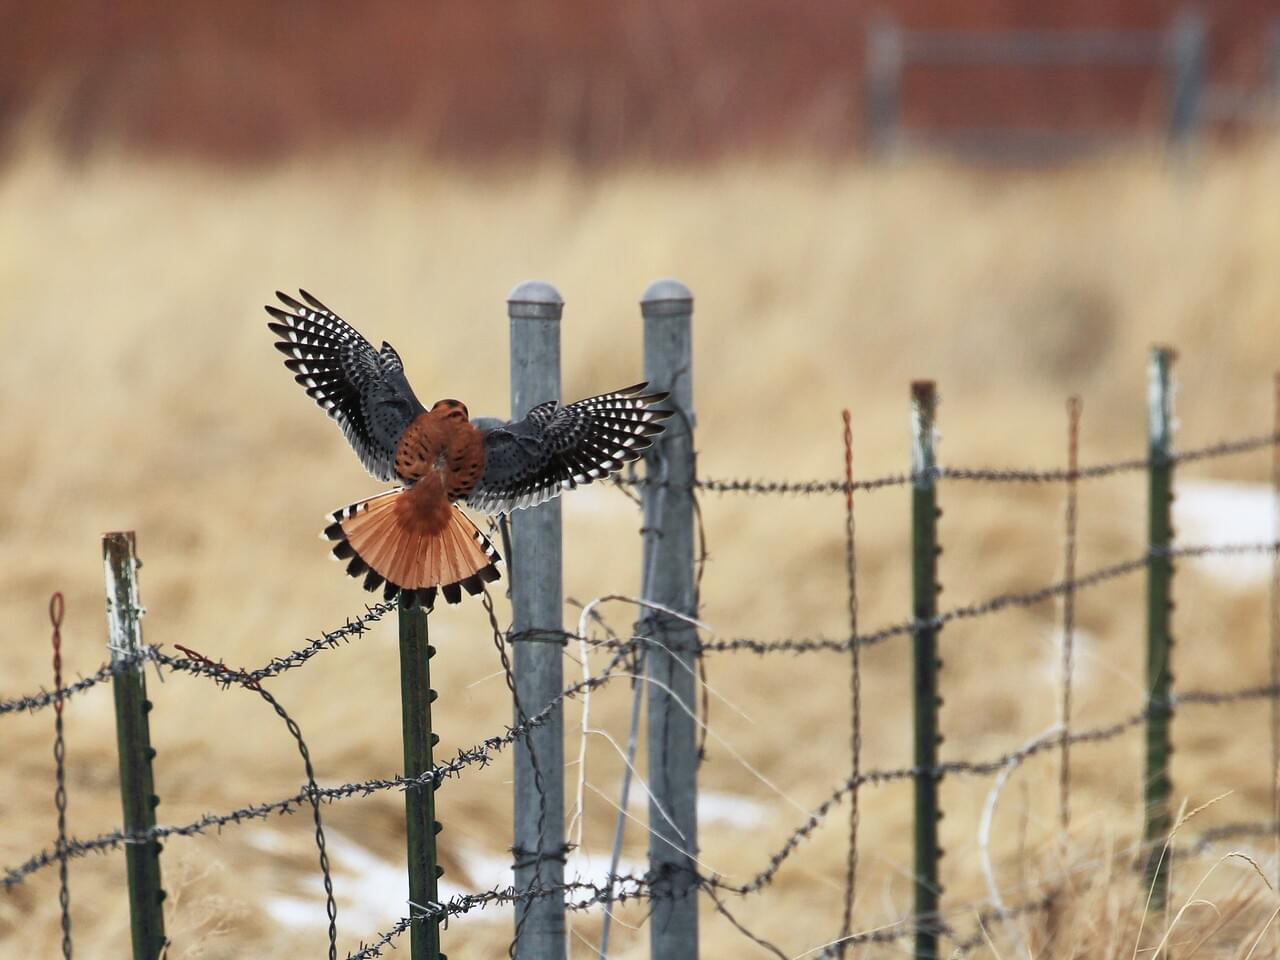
[640,278,699,960]
[399,605,443,959]
[103,531,167,960]
[910,382,943,960]
[507,280,566,959]
[1144,347,1177,908]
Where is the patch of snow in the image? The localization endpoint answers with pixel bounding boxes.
[265,895,319,929]
[1174,480,1277,589]
[1041,627,1097,688]
[698,791,768,829]
[309,830,413,932]
[451,845,512,893]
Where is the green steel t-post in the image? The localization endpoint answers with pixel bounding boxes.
[1144,348,1176,908]
[910,382,942,960]
[399,605,444,959]
[103,531,167,960]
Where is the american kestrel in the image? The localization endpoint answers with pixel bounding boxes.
[266,290,670,610]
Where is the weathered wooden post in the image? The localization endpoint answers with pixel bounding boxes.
[1166,10,1206,148]
[910,383,943,960]
[103,531,167,960]
[507,280,566,958]
[640,278,699,959]
[1143,348,1176,907]
[399,605,443,959]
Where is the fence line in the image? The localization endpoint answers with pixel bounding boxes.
[615,430,1280,497]
[864,11,1280,159]
[6,281,1280,958]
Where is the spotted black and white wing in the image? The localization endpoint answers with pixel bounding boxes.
[265,290,426,482]
[466,384,671,514]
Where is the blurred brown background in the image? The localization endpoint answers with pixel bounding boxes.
[2,3,1280,958]
[2,1,1277,163]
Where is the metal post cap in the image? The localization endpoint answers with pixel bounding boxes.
[640,278,693,317]
[507,280,564,320]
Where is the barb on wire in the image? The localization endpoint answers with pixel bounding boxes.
[244,601,398,682]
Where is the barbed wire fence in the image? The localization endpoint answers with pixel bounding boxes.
[4,280,1280,960]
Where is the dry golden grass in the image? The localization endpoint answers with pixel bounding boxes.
[2,139,1280,957]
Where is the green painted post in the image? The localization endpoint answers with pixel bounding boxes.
[910,383,942,960]
[1143,348,1176,908]
[102,531,167,960]
[399,604,444,960]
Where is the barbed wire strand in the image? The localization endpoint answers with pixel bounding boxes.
[49,592,72,959]
[716,682,1280,900]
[698,541,1280,658]
[838,409,861,958]
[8,634,1280,954]
[613,431,1280,497]
[3,641,642,891]
[7,543,1279,726]
[8,546,1280,890]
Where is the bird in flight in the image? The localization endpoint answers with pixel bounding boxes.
[266,290,670,610]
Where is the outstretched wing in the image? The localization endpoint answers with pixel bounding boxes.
[265,290,426,481]
[466,384,671,514]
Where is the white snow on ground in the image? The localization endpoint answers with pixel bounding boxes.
[1174,480,1277,589]
[697,790,769,829]
[255,827,649,932]
[1041,627,1098,688]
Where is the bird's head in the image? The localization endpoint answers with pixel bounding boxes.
[431,398,470,422]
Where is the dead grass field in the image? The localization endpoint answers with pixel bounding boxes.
[2,139,1280,957]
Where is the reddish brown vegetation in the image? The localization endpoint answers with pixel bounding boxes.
[2,1,1275,164]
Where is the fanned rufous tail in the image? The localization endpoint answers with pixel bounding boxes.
[323,489,501,609]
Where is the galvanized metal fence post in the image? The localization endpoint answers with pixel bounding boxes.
[399,605,443,959]
[1143,347,1177,908]
[910,382,943,960]
[640,278,699,959]
[1166,10,1206,148]
[102,531,167,960]
[507,280,566,958]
